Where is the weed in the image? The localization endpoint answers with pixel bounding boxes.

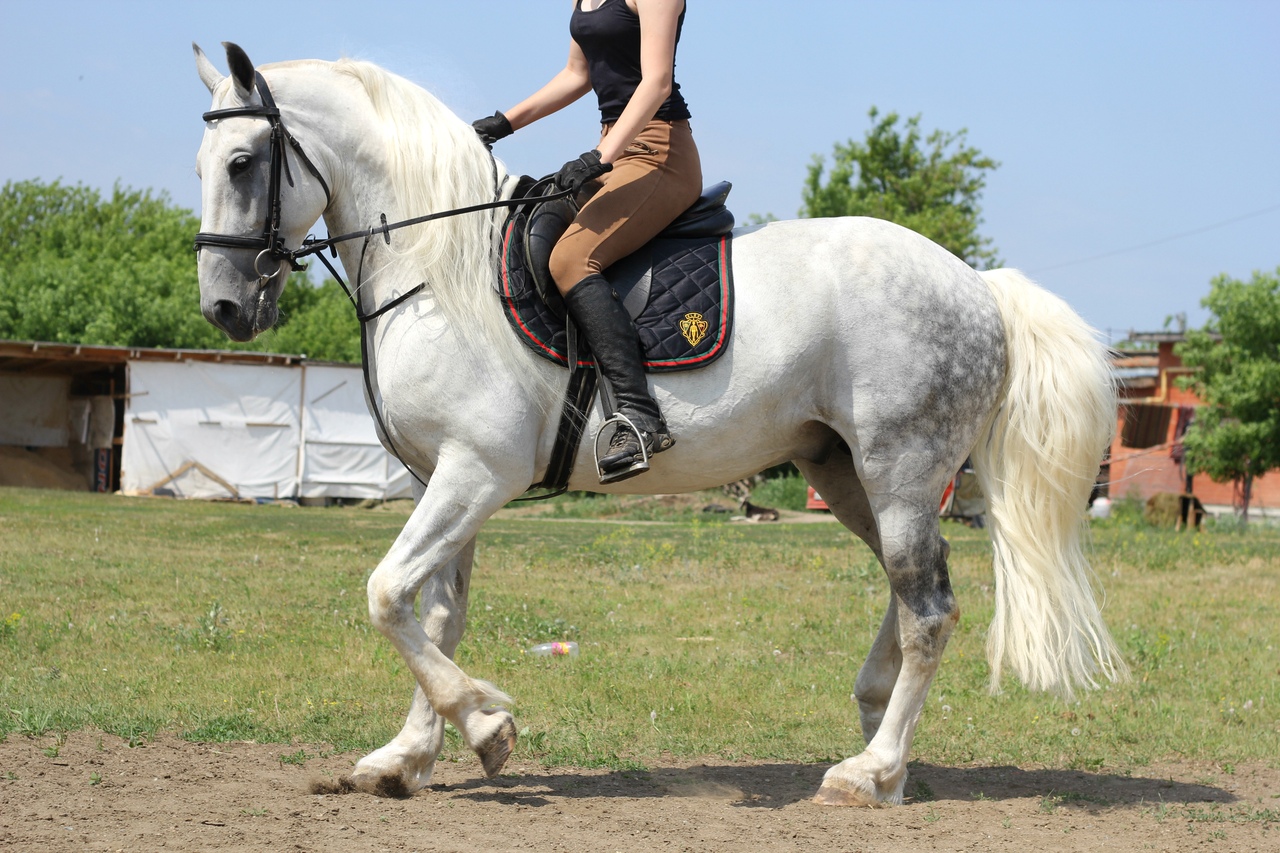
[279,748,311,766]
[89,771,102,785]
[40,732,66,759]
[11,707,53,738]
[196,601,231,650]
[1037,791,1099,814]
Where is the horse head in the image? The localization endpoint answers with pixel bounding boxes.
[192,42,330,342]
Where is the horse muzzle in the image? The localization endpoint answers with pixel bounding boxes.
[200,277,283,342]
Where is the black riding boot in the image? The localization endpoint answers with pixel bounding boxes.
[562,274,675,483]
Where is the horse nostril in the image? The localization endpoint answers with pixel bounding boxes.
[209,299,253,342]
[213,299,239,326]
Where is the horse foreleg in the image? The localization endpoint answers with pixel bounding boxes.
[351,469,522,796]
[854,597,901,743]
[350,538,475,796]
[815,503,958,807]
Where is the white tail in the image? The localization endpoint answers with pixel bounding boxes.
[970,269,1128,698]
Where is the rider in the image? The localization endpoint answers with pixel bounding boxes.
[473,0,702,483]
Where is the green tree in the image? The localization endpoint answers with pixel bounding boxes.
[0,179,360,361]
[802,107,1002,269]
[1176,268,1280,524]
[0,179,223,348]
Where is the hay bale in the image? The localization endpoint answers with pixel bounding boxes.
[0,446,89,491]
[1144,492,1182,527]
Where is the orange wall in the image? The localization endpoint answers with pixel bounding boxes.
[1109,342,1280,512]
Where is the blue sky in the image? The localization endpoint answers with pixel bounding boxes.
[2,0,1276,341]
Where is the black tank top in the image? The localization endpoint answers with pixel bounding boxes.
[570,0,691,125]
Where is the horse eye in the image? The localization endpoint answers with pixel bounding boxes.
[229,155,253,176]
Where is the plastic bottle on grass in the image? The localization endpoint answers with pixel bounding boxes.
[527,641,579,658]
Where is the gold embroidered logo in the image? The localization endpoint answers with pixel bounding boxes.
[679,312,709,347]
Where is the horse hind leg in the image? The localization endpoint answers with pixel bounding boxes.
[796,454,950,747]
[813,495,959,807]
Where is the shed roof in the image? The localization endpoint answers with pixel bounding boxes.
[0,339,304,376]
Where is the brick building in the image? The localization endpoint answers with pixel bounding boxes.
[1106,331,1279,520]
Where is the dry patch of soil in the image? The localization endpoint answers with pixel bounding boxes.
[2,731,1277,852]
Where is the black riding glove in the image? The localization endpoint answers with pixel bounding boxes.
[554,149,613,194]
[471,111,514,147]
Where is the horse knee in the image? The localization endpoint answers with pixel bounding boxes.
[366,567,413,635]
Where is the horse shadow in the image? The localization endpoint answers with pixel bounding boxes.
[432,761,1236,811]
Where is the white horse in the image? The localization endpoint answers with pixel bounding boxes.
[192,42,1125,806]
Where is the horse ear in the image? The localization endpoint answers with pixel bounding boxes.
[222,41,256,98]
[193,43,225,94]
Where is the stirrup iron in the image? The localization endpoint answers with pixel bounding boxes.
[593,413,651,485]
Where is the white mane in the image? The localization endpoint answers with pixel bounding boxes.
[330,59,559,406]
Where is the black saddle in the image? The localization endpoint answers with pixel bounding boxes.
[520,180,735,320]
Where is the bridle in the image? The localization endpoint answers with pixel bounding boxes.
[193,70,332,287]
[193,69,571,303]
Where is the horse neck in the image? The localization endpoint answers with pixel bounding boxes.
[320,159,514,344]
[308,68,509,340]
[304,67,559,408]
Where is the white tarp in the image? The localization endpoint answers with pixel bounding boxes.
[122,361,301,499]
[121,359,410,501]
[300,364,412,500]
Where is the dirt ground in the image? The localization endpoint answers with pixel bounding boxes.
[1,731,1276,852]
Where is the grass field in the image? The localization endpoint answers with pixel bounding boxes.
[1,485,1277,776]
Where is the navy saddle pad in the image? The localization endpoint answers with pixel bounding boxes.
[499,202,733,373]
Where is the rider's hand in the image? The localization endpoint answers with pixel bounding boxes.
[471,111,514,147]
[554,150,613,194]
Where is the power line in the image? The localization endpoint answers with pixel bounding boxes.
[1029,202,1280,274]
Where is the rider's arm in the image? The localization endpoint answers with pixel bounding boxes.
[595,0,683,165]
[502,31,593,131]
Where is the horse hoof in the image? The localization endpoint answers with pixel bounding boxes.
[477,715,517,778]
[813,782,886,808]
[336,772,414,799]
